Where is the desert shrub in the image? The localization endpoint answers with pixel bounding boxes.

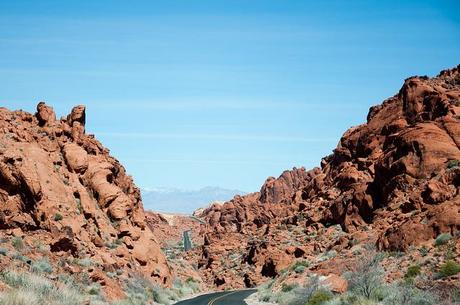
[445,247,455,260]
[31,258,53,274]
[418,246,428,257]
[74,257,92,267]
[294,265,307,274]
[318,250,337,262]
[87,283,102,295]
[54,213,63,221]
[11,253,31,263]
[259,290,274,302]
[346,252,385,300]
[106,271,117,279]
[452,288,460,303]
[258,279,276,302]
[434,233,451,246]
[0,248,7,256]
[184,277,200,293]
[306,289,333,305]
[282,283,299,292]
[446,159,460,169]
[171,278,196,297]
[291,260,309,274]
[404,265,421,283]
[382,283,438,305]
[0,270,84,305]
[106,238,123,249]
[11,237,24,251]
[291,260,310,269]
[276,277,322,305]
[122,275,175,305]
[0,289,40,305]
[122,275,154,304]
[439,260,460,278]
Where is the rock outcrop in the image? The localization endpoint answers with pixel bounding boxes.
[0,103,171,298]
[195,65,460,289]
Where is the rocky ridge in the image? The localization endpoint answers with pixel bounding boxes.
[194,65,460,290]
[0,103,171,299]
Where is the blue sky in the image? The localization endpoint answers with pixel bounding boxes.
[1,0,459,192]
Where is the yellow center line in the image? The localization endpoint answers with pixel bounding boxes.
[207,291,239,305]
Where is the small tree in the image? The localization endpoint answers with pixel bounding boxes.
[346,250,385,300]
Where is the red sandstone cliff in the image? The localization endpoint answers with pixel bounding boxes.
[196,65,460,289]
[0,103,171,298]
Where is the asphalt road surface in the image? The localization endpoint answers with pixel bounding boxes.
[174,289,257,305]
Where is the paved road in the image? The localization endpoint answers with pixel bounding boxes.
[174,289,257,305]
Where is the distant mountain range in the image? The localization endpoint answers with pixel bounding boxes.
[141,186,246,214]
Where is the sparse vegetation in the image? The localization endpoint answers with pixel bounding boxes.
[74,257,92,267]
[294,265,306,274]
[346,252,385,300]
[404,265,421,281]
[0,270,85,305]
[255,250,453,305]
[0,268,200,305]
[31,258,53,274]
[305,289,333,305]
[434,233,451,246]
[383,283,438,305]
[282,283,298,292]
[11,236,24,251]
[11,253,30,263]
[446,159,460,169]
[438,260,460,278]
[291,260,309,274]
[106,238,123,249]
[418,246,428,257]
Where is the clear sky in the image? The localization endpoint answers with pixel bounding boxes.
[0,1,459,192]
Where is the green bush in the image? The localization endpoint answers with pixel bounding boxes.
[31,259,52,274]
[0,289,40,305]
[276,277,322,305]
[291,260,309,274]
[306,289,333,305]
[11,236,24,251]
[74,257,92,267]
[294,265,306,274]
[434,233,451,246]
[54,213,63,221]
[404,265,421,280]
[439,260,460,278]
[258,279,275,302]
[418,246,428,257]
[282,283,298,292]
[122,275,178,305]
[452,288,460,303]
[291,260,310,270]
[11,253,31,263]
[0,270,84,305]
[383,283,438,305]
[446,159,460,169]
[31,258,53,274]
[347,252,384,300]
[87,283,101,295]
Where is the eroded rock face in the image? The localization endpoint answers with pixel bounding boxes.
[195,65,460,289]
[0,103,172,295]
[260,167,318,204]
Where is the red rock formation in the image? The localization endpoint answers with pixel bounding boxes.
[0,103,172,297]
[195,65,460,289]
